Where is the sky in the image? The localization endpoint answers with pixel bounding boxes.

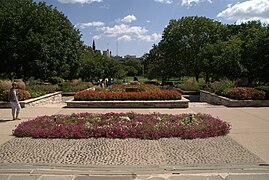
[34,0,269,57]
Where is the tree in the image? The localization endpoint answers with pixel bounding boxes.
[79,45,125,81]
[159,16,225,81]
[123,58,143,76]
[0,0,82,80]
[235,21,268,83]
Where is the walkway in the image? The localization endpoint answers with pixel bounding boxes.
[0,102,269,179]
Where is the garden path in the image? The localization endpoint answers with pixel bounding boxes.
[0,103,269,179]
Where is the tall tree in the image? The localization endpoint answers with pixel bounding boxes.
[0,0,82,80]
[160,16,225,81]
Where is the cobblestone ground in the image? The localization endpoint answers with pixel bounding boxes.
[0,136,263,166]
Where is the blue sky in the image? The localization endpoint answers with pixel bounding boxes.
[34,0,269,57]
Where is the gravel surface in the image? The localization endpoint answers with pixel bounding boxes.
[0,136,263,166]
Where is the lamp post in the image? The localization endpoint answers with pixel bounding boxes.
[189,113,193,124]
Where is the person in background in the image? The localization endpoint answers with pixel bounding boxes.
[10,82,21,120]
[107,78,112,87]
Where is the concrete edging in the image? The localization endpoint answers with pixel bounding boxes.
[0,92,62,108]
[66,97,189,108]
[200,90,269,107]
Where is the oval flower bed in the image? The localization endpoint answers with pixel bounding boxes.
[13,112,231,139]
[74,90,181,101]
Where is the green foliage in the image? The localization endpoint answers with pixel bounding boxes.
[145,16,269,84]
[78,46,125,81]
[176,80,201,91]
[48,77,64,85]
[206,79,235,96]
[123,58,143,76]
[59,81,92,92]
[0,0,82,80]
[27,84,59,98]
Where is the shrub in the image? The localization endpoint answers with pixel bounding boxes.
[27,84,59,98]
[2,89,31,101]
[48,77,64,85]
[59,81,92,92]
[14,79,26,90]
[206,79,235,96]
[108,84,160,92]
[176,80,200,91]
[228,87,266,100]
[74,90,181,101]
[256,86,269,99]
[13,112,231,139]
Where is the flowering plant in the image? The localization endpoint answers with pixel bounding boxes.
[13,112,231,139]
[74,90,181,101]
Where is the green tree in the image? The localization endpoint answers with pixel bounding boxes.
[235,21,268,83]
[160,16,225,81]
[0,0,82,80]
[123,58,143,76]
[79,46,125,81]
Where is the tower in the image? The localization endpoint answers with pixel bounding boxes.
[92,40,96,51]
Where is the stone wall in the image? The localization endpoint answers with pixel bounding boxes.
[200,90,269,107]
[0,92,62,108]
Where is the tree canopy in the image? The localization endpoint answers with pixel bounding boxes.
[0,0,82,80]
[145,16,269,84]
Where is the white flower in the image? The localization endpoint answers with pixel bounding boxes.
[119,116,131,121]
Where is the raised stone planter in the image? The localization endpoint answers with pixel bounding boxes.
[200,90,269,107]
[0,92,62,108]
[66,97,189,108]
[177,89,200,102]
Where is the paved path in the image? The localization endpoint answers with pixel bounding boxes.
[0,102,269,179]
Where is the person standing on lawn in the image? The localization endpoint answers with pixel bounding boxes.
[10,82,21,120]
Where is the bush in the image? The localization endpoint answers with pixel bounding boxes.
[0,80,12,100]
[176,80,200,91]
[2,89,31,101]
[228,87,266,100]
[256,86,269,99]
[27,84,59,98]
[106,84,160,92]
[13,112,231,139]
[48,77,64,85]
[58,81,92,92]
[14,79,26,90]
[206,79,235,96]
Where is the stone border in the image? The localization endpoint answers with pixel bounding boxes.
[200,90,269,107]
[66,97,189,108]
[0,92,62,108]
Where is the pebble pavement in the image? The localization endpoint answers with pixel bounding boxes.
[0,136,262,166]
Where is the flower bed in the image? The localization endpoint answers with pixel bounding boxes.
[200,90,269,107]
[74,90,181,101]
[13,112,231,139]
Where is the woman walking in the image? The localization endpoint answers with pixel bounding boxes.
[10,82,21,120]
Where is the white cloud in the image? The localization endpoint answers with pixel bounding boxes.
[155,0,173,4]
[97,24,160,42]
[217,0,269,24]
[121,15,137,23]
[76,21,105,29]
[118,35,132,41]
[93,35,102,40]
[58,0,102,4]
[181,0,212,6]
[146,20,151,23]
[137,33,162,42]
[99,24,148,37]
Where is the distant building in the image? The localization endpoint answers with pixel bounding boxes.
[124,55,136,59]
[102,49,111,57]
